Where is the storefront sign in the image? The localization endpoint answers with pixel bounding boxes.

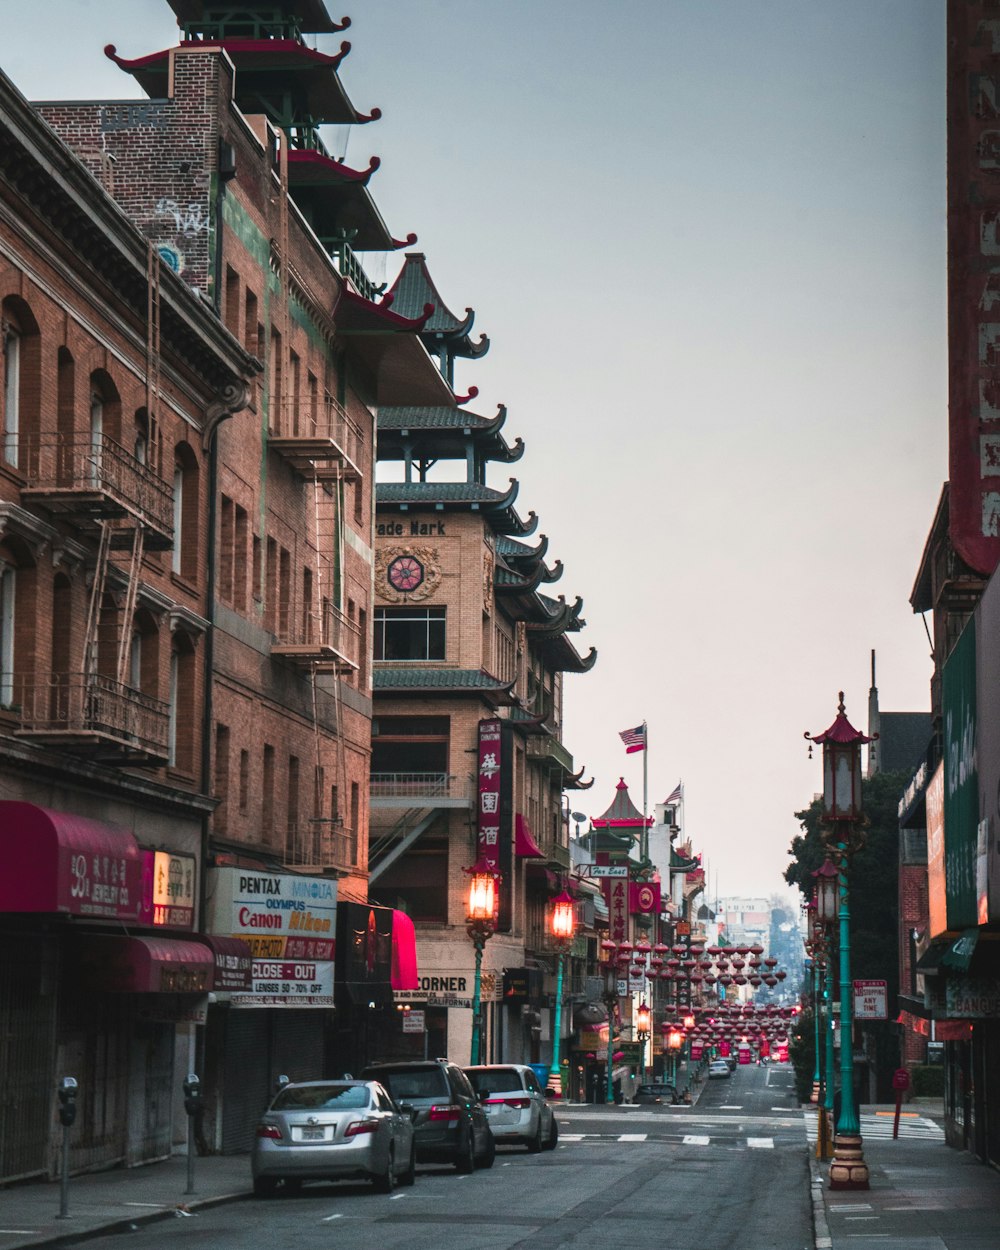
[943,619,978,928]
[927,761,947,938]
[603,877,629,945]
[395,971,500,1006]
[139,850,196,929]
[477,718,503,876]
[206,867,337,1007]
[976,567,1000,921]
[853,979,888,1020]
[945,975,1000,1018]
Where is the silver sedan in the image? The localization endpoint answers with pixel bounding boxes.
[251,1079,415,1196]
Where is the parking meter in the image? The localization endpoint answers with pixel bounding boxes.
[58,1077,78,1127]
[183,1073,201,1116]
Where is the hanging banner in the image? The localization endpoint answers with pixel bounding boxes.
[927,762,947,939]
[947,1,1000,575]
[629,881,661,914]
[942,619,978,929]
[476,718,503,876]
[976,569,1000,921]
[603,876,629,946]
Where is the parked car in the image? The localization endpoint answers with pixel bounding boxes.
[465,1064,558,1151]
[634,1081,678,1106]
[360,1059,495,1172]
[251,1079,415,1197]
[708,1060,731,1079]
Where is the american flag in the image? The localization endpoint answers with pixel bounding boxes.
[619,723,646,754]
[665,781,683,804]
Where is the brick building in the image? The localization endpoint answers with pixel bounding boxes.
[0,63,256,1182]
[0,0,454,1165]
[368,252,597,1067]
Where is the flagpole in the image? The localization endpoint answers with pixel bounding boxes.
[641,720,648,864]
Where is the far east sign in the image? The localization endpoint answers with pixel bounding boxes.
[853,979,888,1021]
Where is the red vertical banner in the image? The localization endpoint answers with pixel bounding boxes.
[603,877,629,945]
[947,2,1000,574]
[629,881,661,915]
[477,718,502,875]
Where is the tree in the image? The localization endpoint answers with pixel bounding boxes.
[785,770,908,1099]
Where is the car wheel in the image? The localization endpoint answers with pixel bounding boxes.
[455,1131,476,1174]
[399,1141,416,1186]
[526,1118,543,1153]
[253,1176,277,1199]
[373,1146,396,1194]
[477,1131,495,1169]
[542,1116,559,1151]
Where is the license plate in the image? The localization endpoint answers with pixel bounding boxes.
[301,1128,324,1141]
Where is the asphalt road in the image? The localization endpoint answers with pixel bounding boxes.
[65,1063,812,1250]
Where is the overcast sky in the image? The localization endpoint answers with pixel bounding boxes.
[2,1,946,903]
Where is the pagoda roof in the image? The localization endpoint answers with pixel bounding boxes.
[539,635,598,674]
[333,291,455,406]
[105,38,380,126]
[534,593,585,633]
[805,693,874,747]
[373,667,516,703]
[376,403,524,464]
[168,1,348,35]
[376,480,537,536]
[592,778,652,829]
[385,253,490,359]
[287,150,416,252]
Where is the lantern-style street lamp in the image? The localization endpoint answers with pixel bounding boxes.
[548,891,576,1097]
[805,693,875,1191]
[466,861,498,1065]
[635,1000,651,1084]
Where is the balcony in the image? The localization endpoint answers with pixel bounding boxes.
[271,602,360,671]
[331,239,383,305]
[16,673,170,765]
[269,396,364,481]
[526,734,575,775]
[20,434,174,548]
[369,773,471,809]
[281,823,357,874]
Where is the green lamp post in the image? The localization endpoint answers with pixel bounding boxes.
[806,693,874,1191]
[549,891,576,1097]
[466,863,498,1065]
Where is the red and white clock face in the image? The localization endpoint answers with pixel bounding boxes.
[387,555,424,592]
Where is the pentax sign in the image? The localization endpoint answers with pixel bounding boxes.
[853,979,888,1020]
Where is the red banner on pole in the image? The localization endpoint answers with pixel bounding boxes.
[476,718,503,875]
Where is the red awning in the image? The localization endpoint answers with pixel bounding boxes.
[391,910,418,991]
[78,935,215,993]
[0,801,143,920]
[515,813,545,859]
[198,935,253,991]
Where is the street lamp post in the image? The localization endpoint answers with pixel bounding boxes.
[806,693,874,1191]
[549,891,576,1097]
[635,1001,651,1085]
[599,941,622,1105]
[466,864,498,1066]
[813,855,839,1161]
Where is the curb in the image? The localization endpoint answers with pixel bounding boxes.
[18,1189,250,1250]
[808,1156,832,1250]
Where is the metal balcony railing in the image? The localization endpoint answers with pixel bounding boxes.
[20,434,174,546]
[281,823,356,871]
[17,673,170,762]
[369,773,468,799]
[331,240,383,304]
[272,602,360,671]
[269,396,364,480]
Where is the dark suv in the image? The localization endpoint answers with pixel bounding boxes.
[360,1060,494,1173]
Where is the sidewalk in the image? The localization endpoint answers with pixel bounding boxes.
[0,1152,252,1250]
[809,1103,1000,1250]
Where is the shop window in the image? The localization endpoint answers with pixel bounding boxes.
[374,606,445,661]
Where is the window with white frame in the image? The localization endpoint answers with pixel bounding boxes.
[374,606,445,661]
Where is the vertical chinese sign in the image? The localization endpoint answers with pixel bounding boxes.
[948,3,1000,573]
[477,718,513,930]
[604,877,629,947]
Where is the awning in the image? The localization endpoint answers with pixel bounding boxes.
[916,930,980,974]
[77,935,215,993]
[0,801,143,920]
[391,910,418,991]
[515,813,545,858]
[198,935,253,991]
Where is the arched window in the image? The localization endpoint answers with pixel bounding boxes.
[171,442,200,581]
[0,536,37,711]
[168,631,196,772]
[2,297,40,471]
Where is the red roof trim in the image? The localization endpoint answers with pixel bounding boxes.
[455,386,479,406]
[287,149,381,185]
[106,37,352,74]
[336,288,435,333]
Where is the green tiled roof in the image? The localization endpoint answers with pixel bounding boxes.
[374,667,511,692]
[379,406,494,430]
[377,482,509,504]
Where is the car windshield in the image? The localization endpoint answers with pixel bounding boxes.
[371,1069,449,1100]
[466,1068,523,1096]
[272,1084,370,1111]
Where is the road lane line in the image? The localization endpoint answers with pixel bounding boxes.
[618,1133,647,1141]
[747,1137,774,1149]
[683,1134,710,1145]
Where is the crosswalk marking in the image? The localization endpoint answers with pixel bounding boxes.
[683,1134,711,1145]
[747,1137,774,1149]
[803,1113,943,1142]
